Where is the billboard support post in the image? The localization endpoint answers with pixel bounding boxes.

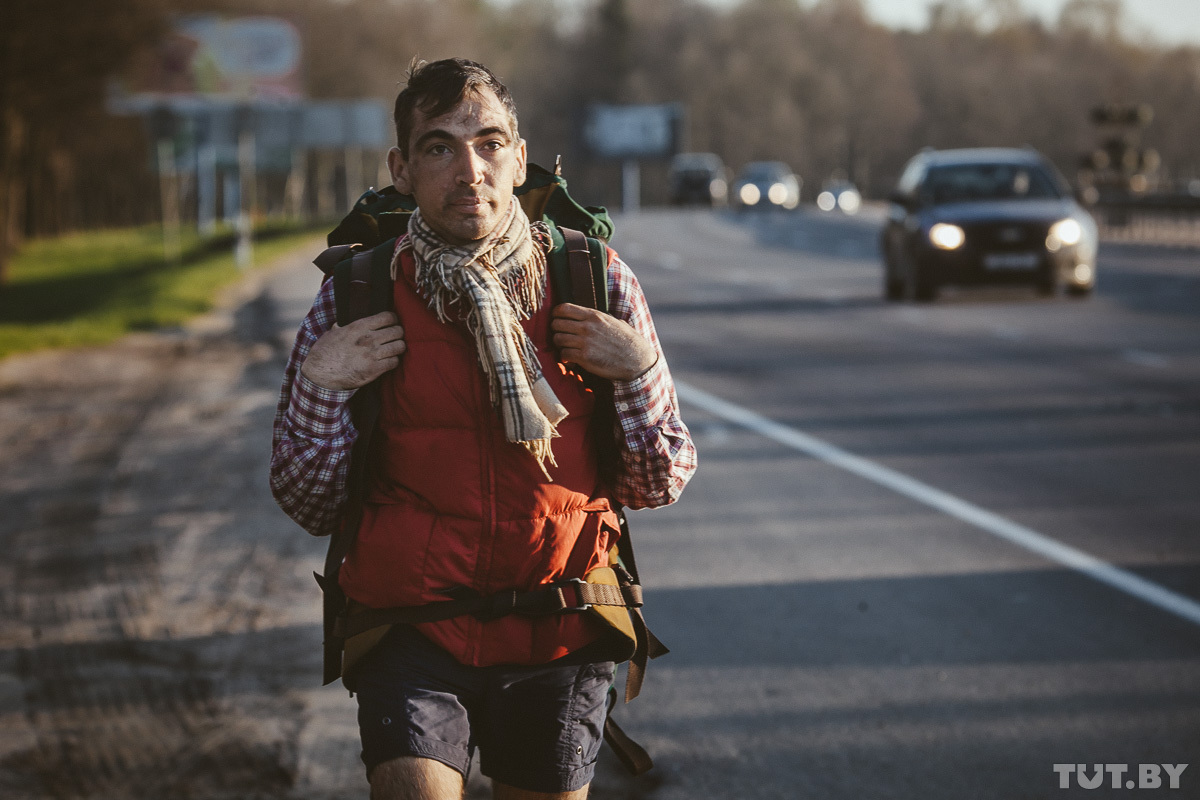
[157,139,182,266]
[284,147,307,222]
[197,142,217,236]
[236,128,255,269]
[345,146,364,213]
[622,159,640,213]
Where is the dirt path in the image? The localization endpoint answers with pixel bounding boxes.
[0,241,371,799]
[0,239,647,800]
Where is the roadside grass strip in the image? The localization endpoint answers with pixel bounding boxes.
[676,380,1200,629]
[0,223,325,359]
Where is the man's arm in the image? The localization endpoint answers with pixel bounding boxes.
[551,253,697,509]
[268,280,406,536]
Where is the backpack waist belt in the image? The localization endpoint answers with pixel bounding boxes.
[333,579,643,639]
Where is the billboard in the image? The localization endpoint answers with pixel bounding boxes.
[118,15,303,101]
[584,103,683,160]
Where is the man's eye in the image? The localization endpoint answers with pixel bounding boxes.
[482,140,504,151]
[429,144,450,155]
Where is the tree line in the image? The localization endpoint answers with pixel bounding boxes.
[3,0,1199,282]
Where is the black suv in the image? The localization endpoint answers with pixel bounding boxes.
[882,148,1097,301]
[669,153,728,206]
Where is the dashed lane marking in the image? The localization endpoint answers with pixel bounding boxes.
[676,380,1200,629]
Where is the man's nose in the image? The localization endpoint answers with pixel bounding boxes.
[456,148,486,185]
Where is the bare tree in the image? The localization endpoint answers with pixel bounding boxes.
[0,0,165,285]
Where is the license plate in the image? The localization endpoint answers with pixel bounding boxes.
[984,252,1039,270]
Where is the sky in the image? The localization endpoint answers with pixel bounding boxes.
[861,0,1200,46]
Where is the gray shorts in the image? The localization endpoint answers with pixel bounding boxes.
[353,625,615,794]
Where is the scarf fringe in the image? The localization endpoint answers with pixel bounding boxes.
[523,436,559,482]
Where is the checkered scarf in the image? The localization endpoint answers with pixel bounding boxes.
[398,199,566,478]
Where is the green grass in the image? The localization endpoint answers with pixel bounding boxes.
[0,222,327,359]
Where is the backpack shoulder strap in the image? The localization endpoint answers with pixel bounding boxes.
[324,236,399,326]
[553,227,668,709]
[550,226,608,312]
[312,235,398,685]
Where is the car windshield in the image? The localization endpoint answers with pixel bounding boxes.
[741,163,785,182]
[673,155,720,173]
[921,163,1062,204]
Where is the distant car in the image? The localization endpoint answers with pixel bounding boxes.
[881,148,1098,301]
[816,180,862,214]
[669,153,728,206]
[732,161,801,211]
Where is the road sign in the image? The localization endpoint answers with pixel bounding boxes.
[583,103,683,160]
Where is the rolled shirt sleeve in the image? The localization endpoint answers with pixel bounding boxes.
[605,253,697,508]
[269,279,359,537]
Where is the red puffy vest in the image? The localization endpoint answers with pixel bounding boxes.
[338,243,620,666]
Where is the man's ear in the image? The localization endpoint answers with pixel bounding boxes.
[387,146,413,195]
[514,138,527,188]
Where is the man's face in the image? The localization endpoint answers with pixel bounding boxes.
[388,88,527,245]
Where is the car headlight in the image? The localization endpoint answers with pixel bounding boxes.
[817,191,836,211]
[837,190,862,214]
[768,182,788,205]
[740,184,761,205]
[1046,218,1083,252]
[710,178,727,199]
[929,223,965,250]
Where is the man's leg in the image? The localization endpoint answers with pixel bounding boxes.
[492,780,589,800]
[354,629,477,799]
[478,661,614,797]
[370,755,464,800]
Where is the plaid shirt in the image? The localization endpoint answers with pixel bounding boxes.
[269,246,697,538]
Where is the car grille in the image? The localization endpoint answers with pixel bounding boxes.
[962,221,1050,251]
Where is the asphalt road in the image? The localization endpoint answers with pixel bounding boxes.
[607,207,1200,800]
[1,209,1197,799]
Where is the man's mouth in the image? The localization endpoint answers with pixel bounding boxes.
[451,196,488,212]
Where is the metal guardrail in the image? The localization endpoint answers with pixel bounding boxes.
[1093,195,1200,248]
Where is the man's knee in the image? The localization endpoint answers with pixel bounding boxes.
[369,756,464,800]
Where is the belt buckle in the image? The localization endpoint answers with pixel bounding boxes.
[554,578,592,612]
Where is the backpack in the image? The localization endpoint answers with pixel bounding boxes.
[310,162,666,775]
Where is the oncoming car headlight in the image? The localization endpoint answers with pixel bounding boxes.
[1046,218,1083,252]
[929,223,966,250]
[740,184,761,206]
[767,182,789,205]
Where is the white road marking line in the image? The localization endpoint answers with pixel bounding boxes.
[676,380,1200,629]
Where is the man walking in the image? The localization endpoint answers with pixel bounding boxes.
[270,58,695,800]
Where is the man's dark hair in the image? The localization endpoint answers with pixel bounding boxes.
[393,58,519,156]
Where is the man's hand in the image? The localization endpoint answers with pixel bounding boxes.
[551,303,658,381]
[301,312,407,391]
